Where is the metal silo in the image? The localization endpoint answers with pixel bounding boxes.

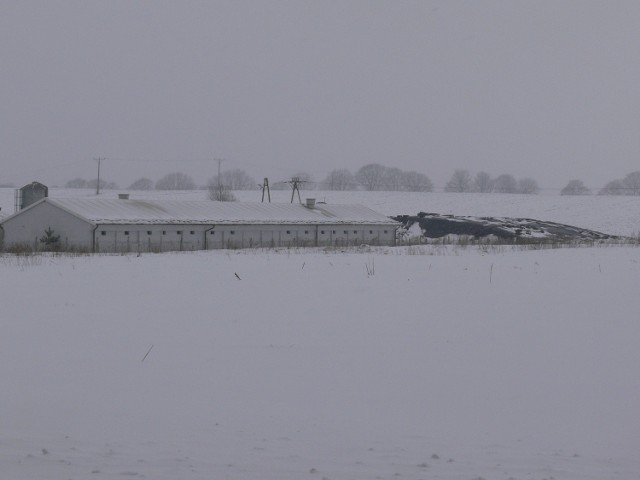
[15,182,48,211]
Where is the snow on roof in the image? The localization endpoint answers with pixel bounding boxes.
[43,198,399,226]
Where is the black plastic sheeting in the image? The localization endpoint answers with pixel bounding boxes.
[393,212,616,240]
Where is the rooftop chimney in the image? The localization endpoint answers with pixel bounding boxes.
[305,198,316,208]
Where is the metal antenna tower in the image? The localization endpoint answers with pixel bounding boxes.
[287,176,305,203]
[260,178,271,202]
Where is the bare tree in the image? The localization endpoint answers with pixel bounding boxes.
[517,177,539,194]
[444,169,473,192]
[621,171,640,195]
[325,166,432,192]
[560,179,590,195]
[493,174,518,193]
[473,171,494,193]
[128,177,154,190]
[155,172,196,190]
[207,178,237,201]
[209,169,256,191]
[87,178,118,190]
[65,177,87,188]
[599,179,625,195]
[401,171,433,192]
[382,167,403,191]
[322,168,354,190]
[356,164,386,191]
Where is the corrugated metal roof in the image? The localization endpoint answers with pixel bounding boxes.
[43,198,398,226]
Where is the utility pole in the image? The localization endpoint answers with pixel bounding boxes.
[216,158,224,200]
[94,157,104,195]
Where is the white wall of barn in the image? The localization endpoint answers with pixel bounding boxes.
[203,224,395,249]
[94,224,210,253]
[94,224,396,252]
[1,201,94,251]
[1,201,397,252]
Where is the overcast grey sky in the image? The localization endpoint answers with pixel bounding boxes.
[2,0,640,190]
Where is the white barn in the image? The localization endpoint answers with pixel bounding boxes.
[0,196,398,253]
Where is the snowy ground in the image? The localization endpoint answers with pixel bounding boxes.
[2,187,640,478]
[2,245,640,479]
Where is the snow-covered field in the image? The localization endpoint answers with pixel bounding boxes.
[2,188,640,479]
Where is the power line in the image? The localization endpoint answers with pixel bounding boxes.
[105,156,220,163]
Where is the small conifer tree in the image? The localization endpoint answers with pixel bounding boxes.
[39,227,60,251]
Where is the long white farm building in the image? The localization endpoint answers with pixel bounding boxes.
[0,196,398,252]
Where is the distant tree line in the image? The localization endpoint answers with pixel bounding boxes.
[598,171,640,196]
[443,170,540,194]
[559,171,640,196]
[62,167,640,197]
[65,177,119,190]
[311,164,433,192]
[64,169,258,196]
[560,179,591,195]
[64,165,434,194]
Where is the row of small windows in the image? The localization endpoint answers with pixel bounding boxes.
[101,230,198,236]
[101,229,389,236]
[283,230,388,235]
[99,230,232,236]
